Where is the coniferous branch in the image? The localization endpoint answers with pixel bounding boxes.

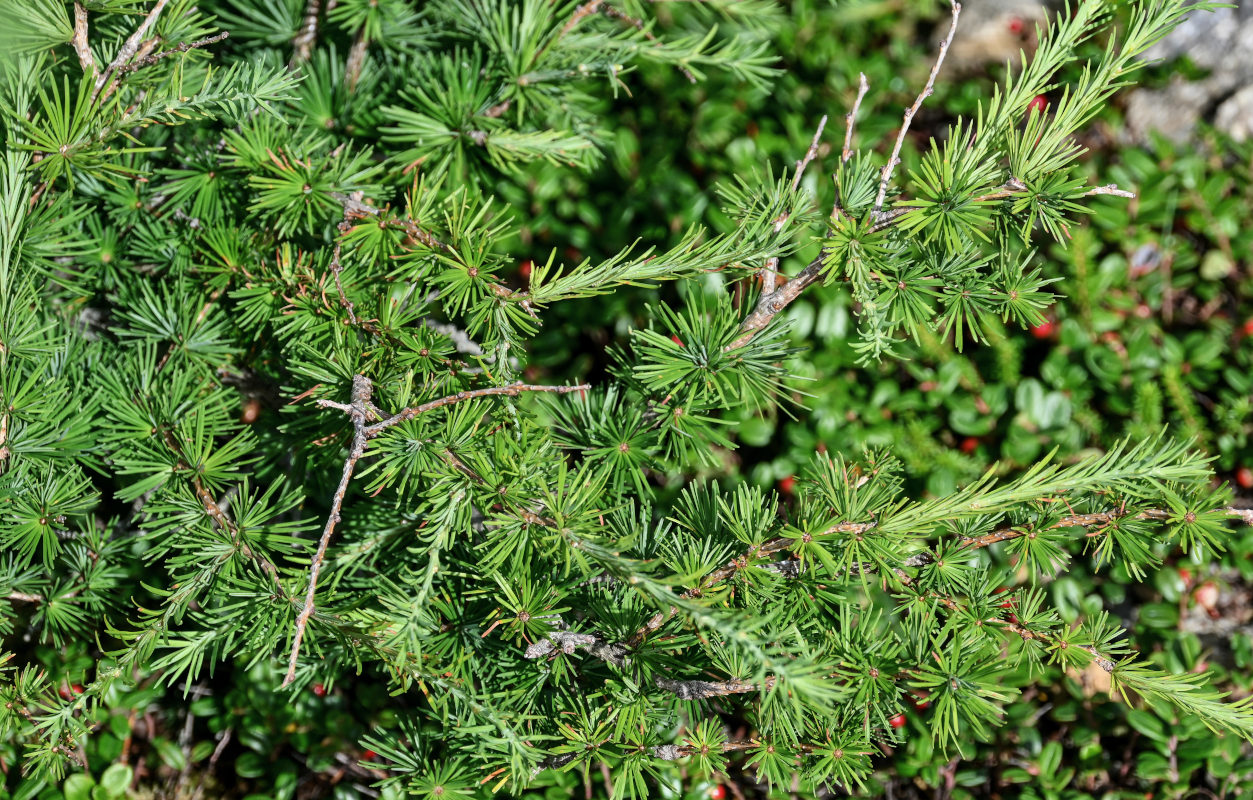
[626,519,876,648]
[91,0,171,101]
[728,252,825,350]
[283,376,587,686]
[2,0,1249,790]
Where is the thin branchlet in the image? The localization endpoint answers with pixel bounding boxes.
[871,1,961,221]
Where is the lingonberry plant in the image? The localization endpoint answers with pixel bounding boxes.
[1,0,1250,796]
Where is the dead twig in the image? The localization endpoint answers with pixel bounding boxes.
[328,229,358,325]
[833,72,870,220]
[841,72,869,166]
[1084,183,1136,199]
[0,412,9,467]
[111,32,230,79]
[345,29,368,91]
[871,1,961,222]
[92,0,172,102]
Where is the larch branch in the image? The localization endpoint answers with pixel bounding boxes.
[283,375,374,688]
[727,252,826,350]
[282,376,588,686]
[72,3,97,79]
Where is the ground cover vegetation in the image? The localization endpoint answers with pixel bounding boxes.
[2,0,1253,798]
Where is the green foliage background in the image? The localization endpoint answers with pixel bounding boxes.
[2,0,1253,798]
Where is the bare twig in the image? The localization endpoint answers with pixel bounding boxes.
[328,240,358,325]
[111,32,230,79]
[1226,507,1253,526]
[559,0,605,38]
[1085,183,1136,199]
[969,177,1028,204]
[524,630,632,668]
[6,591,43,603]
[0,412,9,467]
[483,100,512,118]
[72,3,97,79]
[281,376,588,686]
[290,0,322,66]
[365,382,585,435]
[345,29,368,91]
[283,375,374,688]
[654,675,765,699]
[761,116,828,294]
[841,72,869,166]
[871,1,961,221]
[92,0,171,102]
[189,728,233,800]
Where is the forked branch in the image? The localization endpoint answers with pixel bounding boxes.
[281,375,588,686]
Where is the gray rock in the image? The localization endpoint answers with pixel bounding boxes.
[1124,1,1253,142]
[942,0,1050,74]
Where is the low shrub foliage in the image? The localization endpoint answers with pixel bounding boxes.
[1,0,1251,797]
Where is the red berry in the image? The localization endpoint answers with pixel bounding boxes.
[1007,16,1025,35]
[1241,319,1253,337]
[519,260,533,280]
[1194,581,1219,612]
[312,682,327,697]
[362,749,377,760]
[1178,567,1193,586]
[1027,95,1049,116]
[1030,319,1056,339]
[1007,613,1019,625]
[889,713,907,729]
[910,693,930,711]
[1236,467,1253,490]
[58,684,84,700]
[709,786,727,800]
[778,475,795,495]
[960,437,978,454]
